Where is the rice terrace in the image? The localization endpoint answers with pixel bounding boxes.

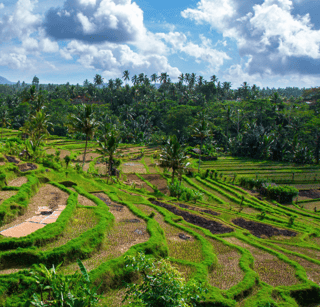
[0,113,320,306]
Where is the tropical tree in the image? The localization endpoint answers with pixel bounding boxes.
[68,104,99,168]
[0,106,10,141]
[21,110,52,157]
[191,116,211,172]
[151,73,158,84]
[122,70,130,85]
[94,74,104,87]
[159,135,188,181]
[97,124,121,178]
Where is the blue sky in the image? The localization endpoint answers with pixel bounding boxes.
[0,0,320,88]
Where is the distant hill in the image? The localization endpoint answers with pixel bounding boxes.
[0,76,15,85]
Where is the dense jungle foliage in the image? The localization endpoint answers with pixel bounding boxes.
[0,72,319,164]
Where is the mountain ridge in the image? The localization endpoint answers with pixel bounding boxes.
[0,76,15,85]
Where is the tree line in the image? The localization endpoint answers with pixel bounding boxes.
[0,72,319,164]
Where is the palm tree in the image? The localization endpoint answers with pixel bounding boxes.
[97,125,121,178]
[94,74,104,87]
[191,116,211,172]
[0,106,10,141]
[160,72,169,84]
[151,73,158,84]
[115,78,123,90]
[210,75,218,85]
[68,104,99,168]
[131,75,138,86]
[138,73,145,84]
[122,70,130,85]
[159,135,188,181]
[198,75,204,87]
[184,73,190,86]
[178,73,184,84]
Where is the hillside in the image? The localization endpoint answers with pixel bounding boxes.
[0,129,320,306]
[0,76,14,85]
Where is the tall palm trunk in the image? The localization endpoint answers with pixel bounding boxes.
[82,135,88,168]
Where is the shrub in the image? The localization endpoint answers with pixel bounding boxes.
[267,185,299,203]
[123,252,207,307]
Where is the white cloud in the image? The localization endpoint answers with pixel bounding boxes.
[156,32,230,70]
[181,0,236,30]
[182,0,320,76]
[77,12,96,34]
[60,40,181,80]
[250,0,320,59]
[0,3,4,9]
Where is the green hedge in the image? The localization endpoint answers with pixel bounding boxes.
[267,185,299,204]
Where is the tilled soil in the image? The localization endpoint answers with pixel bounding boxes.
[232,218,297,238]
[5,155,20,164]
[142,174,169,194]
[175,203,220,216]
[299,189,320,199]
[149,199,233,235]
[18,163,37,172]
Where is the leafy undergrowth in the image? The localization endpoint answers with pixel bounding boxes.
[0,139,320,307]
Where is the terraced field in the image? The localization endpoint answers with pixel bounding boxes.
[1,129,320,306]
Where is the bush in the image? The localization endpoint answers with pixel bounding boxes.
[267,185,299,203]
[123,252,207,307]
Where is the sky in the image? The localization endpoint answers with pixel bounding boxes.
[0,0,320,88]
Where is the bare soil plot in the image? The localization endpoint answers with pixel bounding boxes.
[149,199,233,235]
[143,157,157,173]
[232,218,297,239]
[299,190,320,199]
[0,190,17,204]
[8,176,28,187]
[268,245,320,284]
[0,184,68,232]
[45,149,71,159]
[141,174,168,194]
[76,152,101,162]
[124,174,153,192]
[77,194,97,207]
[18,163,37,172]
[224,237,299,287]
[302,201,320,211]
[121,162,146,174]
[135,204,204,263]
[61,193,149,273]
[207,237,244,290]
[275,243,320,262]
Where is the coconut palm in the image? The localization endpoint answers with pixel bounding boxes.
[210,75,218,84]
[0,106,10,141]
[97,125,121,178]
[138,73,145,84]
[94,74,104,87]
[150,73,158,84]
[131,75,138,86]
[191,116,211,172]
[122,70,130,85]
[160,72,169,84]
[68,104,99,168]
[159,135,188,181]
